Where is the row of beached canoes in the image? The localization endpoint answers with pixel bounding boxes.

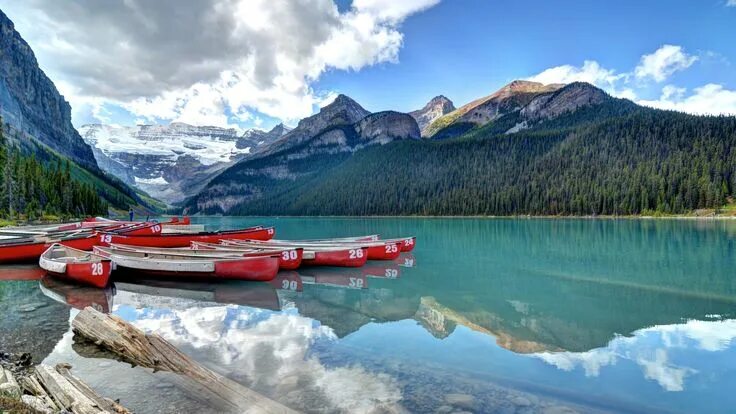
[4,217,416,288]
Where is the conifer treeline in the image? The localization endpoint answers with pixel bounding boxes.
[0,124,107,220]
[220,104,736,216]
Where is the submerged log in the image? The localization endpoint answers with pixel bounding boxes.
[72,307,296,414]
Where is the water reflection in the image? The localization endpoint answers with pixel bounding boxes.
[3,218,735,412]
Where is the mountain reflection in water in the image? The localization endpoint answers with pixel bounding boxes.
[10,218,736,413]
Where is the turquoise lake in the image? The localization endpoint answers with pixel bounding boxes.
[1,217,735,413]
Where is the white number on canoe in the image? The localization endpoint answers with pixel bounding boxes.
[385,244,398,254]
[151,225,161,233]
[91,263,104,276]
[349,277,364,288]
[281,280,298,291]
[281,250,298,261]
[404,238,414,246]
[385,269,398,278]
[99,234,112,243]
[267,228,274,235]
[349,249,364,259]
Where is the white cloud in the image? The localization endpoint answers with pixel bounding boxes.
[634,45,698,82]
[727,0,736,6]
[535,319,736,392]
[638,83,736,115]
[114,290,404,413]
[526,60,631,99]
[525,44,736,116]
[0,0,439,127]
[526,60,625,89]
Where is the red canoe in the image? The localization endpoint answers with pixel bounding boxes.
[39,244,113,288]
[108,243,303,271]
[98,226,275,248]
[223,240,369,267]
[94,246,280,281]
[229,239,399,261]
[0,234,100,264]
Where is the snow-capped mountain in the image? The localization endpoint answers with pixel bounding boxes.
[78,122,290,204]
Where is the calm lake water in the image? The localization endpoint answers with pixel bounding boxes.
[1,218,735,413]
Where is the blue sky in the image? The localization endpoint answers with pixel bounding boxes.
[325,0,736,113]
[1,0,734,130]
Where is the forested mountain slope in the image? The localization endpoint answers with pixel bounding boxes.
[189,89,736,216]
[0,9,156,214]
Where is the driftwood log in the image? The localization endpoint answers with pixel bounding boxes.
[71,307,297,414]
[0,363,129,414]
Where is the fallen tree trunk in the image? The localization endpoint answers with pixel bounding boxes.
[72,306,296,414]
[33,364,130,414]
[1,363,128,414]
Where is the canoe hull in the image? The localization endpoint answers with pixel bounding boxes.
[0,235,98,264]
[365,242,402,260]
[102,227,275,248]
[106,252,280,282]
[46,261,113,289]
[39,244,112,288]
[304,247,369,267]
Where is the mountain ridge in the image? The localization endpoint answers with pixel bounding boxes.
[0,9,98,171]
[185,97,420,214]
[79,121,290,205]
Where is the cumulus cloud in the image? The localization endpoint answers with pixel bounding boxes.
[527,60,626,89]
[525,44,736,116]
[526,60,633,99]
[115,291,404,413]
[0,0,439,127]
[634,45,698,82]
[535,319,736,392]
[638,83,736,115]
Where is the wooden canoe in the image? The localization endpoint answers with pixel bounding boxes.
[107,243,303,270]
[98,226,275,248]
[39,244,112,288]
[94,246,279,281]
[220,240,369,267]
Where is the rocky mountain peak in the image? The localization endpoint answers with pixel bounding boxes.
[410,95,456,136]
[318,94,370,122]
[520,82,609,120]
[267,122,292,137]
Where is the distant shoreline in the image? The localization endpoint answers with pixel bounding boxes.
[185,214,736,220]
